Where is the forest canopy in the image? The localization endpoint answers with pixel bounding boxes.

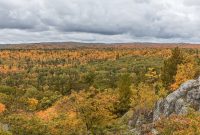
[0,45,199,134]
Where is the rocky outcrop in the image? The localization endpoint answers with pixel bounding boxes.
[153,77,200,121]
[129,77,200,134]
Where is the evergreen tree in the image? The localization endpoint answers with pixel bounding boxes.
[161,47,183,89]
[115,74,132,116]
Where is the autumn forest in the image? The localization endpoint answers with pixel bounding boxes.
[0,43,200,135]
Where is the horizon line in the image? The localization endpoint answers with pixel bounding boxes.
[1,41,200,45]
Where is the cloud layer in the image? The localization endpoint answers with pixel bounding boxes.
[1,0,200,43]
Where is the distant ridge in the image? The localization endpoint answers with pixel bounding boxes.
[1,42,200,49]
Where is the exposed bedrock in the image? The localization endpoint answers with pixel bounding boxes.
[153,77,200,121]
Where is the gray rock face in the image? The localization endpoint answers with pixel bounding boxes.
[129,77,200,135]
[153,77,200,121]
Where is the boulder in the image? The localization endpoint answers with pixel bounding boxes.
[153,77,200,121]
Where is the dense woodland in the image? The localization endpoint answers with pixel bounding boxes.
[0,45,200,135]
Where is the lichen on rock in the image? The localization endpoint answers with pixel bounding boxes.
[153,77,200,121]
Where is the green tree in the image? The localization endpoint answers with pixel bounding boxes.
[84,71,95,86]
[5,115,50,135]
[115,74,132,116]
[161,47,183,89]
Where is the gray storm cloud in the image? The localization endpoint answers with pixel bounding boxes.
[0,0,200,43]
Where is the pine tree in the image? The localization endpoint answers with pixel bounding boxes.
[115,74,132,116]
[161,47,183,89]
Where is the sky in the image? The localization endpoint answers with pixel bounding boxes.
[1,0,200,44]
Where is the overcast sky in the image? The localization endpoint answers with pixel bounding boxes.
[1,0,200,44]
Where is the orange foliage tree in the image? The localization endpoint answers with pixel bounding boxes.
[0,103,5,113]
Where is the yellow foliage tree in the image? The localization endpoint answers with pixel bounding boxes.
[131,83,158,112]
[37,88,118,134]
[27,98,38,111]
[145,68,159,83]
[171,55,199,90]
[71,89,118,134]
